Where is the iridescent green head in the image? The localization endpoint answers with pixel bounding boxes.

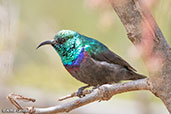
[37,30,83,65]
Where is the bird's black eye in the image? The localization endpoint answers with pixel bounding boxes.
[58,38,66,44]
[61,38,66,43]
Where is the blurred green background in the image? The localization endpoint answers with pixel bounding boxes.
[0,0,170,114]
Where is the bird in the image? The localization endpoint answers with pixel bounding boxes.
[37,30,146,97]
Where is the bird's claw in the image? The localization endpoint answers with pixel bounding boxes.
[77,88,84,98]
[92,84,100,90]
[76,85,90,98]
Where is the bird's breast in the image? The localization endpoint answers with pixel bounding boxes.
[64,48,89,73]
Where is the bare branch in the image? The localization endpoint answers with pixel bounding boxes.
[33,79,149,114]
[8,79,149,114]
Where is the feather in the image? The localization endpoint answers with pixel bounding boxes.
[91,50,137,72]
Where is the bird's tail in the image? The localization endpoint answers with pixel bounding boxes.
[128,71,146,80]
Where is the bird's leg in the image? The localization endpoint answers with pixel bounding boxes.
[92,84,100,89]
[77,85,90,98]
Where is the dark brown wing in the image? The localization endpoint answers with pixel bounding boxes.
[91,50,137,72]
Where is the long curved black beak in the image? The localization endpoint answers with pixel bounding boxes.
[36,40,54,49]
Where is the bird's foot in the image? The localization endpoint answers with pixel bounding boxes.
[77,85,90,98]
[92,84,100,90]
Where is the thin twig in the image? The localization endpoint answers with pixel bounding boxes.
[58,89,92,101]
[11,93,36,102]
[7,93,23,110]
[7,93,36,114]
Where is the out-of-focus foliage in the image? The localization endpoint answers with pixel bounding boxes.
[0,0,170,113]
[4,0,136,92]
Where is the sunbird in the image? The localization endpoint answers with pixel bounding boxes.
[37,30,146,97]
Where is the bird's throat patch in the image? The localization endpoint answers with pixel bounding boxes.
[64,48,88,67]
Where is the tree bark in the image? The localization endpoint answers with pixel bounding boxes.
[109,0,171,113]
